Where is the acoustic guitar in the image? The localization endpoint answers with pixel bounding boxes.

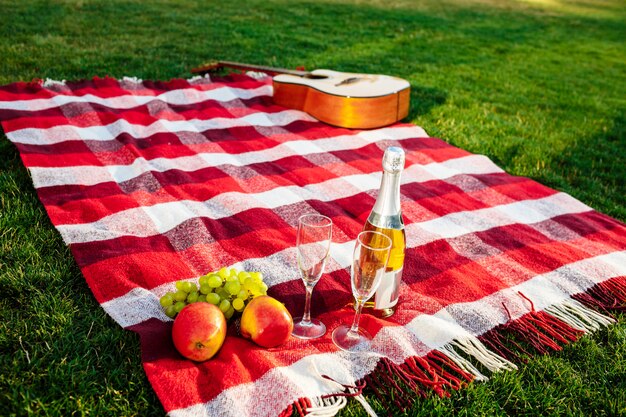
[191,61,410,129]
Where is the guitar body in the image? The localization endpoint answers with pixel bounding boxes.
[273,70,410,129]
[191,63,411,129]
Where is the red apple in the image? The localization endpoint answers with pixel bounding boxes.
[240,295,293,348]
[172,302,227,362]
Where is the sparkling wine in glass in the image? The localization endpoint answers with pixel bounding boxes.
[292,214,333,339]
[332,231,391,351]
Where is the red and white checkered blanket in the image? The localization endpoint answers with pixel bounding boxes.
[1,74,624,416]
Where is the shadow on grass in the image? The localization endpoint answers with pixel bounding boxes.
[407,85,448,119]
[534,112,626,221]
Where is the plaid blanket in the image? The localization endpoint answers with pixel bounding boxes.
[1,74,624,416]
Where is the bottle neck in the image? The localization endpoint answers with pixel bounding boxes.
[371,170,402,220]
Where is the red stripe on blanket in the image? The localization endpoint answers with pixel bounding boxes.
[0,98,285,131]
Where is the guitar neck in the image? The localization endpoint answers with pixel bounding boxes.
[191,60,309,77]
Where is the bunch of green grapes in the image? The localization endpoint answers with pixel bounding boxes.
[159,267,268,319]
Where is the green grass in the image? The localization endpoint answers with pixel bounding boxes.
[0,0,624,415]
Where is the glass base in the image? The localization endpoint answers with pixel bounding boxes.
[362,301,396,318]
[292,317,326,339]
[332,324,373,352]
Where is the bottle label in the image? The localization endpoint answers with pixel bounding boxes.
[374,267,402,309]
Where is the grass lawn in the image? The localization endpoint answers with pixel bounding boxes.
[0,0,625,415]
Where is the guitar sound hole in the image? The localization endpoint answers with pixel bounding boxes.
[304,74,329,80]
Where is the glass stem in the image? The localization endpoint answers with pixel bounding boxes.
[349,300,364,337]
[302,285,314,323]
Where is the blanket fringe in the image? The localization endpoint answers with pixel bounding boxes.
[479,290,617,362]
[278,378,370,417]
[42,78,67,87]
[572,276,626,313]
[278,398,312,417]
[306,395,348,417]
[279,350,477,416]
[359,352,475,414]
[439,335,517,381]
[545,299,614,332]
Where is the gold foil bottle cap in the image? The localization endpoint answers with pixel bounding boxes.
[382,146,405,173]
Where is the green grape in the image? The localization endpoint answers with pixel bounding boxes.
[243,277,255,292]
[225,281,241,295]
[238,271,250,283]
[159,293,174,307]
[157,269,268,318]
[216,288,229,301]
[206,293,220,305]
[176,281,193,293]
[248,280,263,296]
[160,269,271,318]
[232,298,245,311]
[219,299,231,313]
[251,275,264,286]
[187,291,199,303]
[225,273,238,283]
[198,275,210,287]
[200,283,212,295]
[208,274,222,288]
[173,290,188,302]
[164,305,177,318]
[218,267,230,279]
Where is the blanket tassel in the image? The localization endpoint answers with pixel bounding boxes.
[278,378,367,417]
[479,290,616,362]
[278,397,312,417]
[572,276,626,313]
[278,350,475,416]
[359,351,474,414]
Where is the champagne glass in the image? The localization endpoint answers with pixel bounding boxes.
[292,214,333,339]
[332,231,391,352]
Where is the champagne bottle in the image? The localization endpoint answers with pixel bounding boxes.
[362,146,406,318]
